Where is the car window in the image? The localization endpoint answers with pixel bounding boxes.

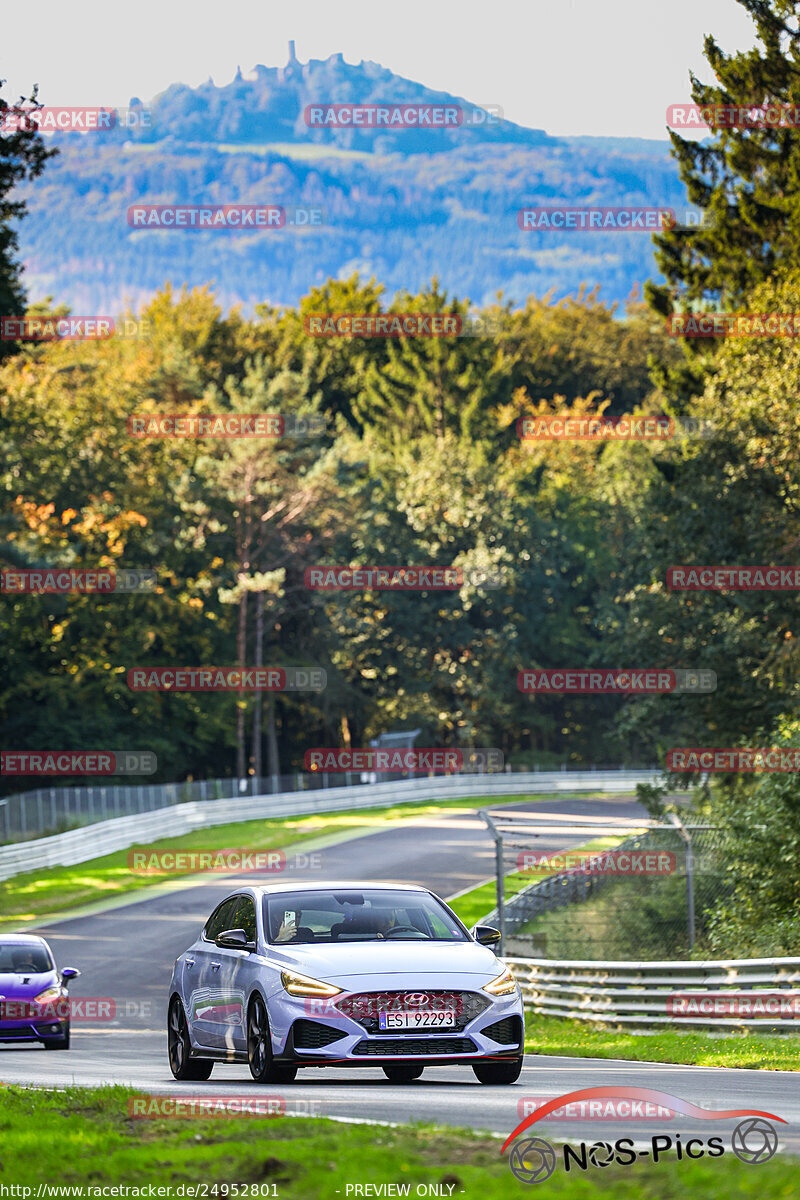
[0,942,53,973]
[263,890,467,944]
[230,894,257,942]
[203,897,237,942]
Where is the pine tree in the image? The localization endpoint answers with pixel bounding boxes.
[646,0,800,318]
[0,80,56,357]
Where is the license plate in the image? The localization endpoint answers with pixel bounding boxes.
[378,1010,455,1030]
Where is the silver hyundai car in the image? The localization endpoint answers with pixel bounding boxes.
[168,882,524,1085]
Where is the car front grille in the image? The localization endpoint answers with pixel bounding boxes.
[336,990,489,1034]
[352,1036,477,1057]
[481,1016,522,1046]
[292,1019,347,1049]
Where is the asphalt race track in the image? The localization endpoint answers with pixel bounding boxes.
[1,793,798,1157]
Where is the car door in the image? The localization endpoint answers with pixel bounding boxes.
[187,896,239,1050]
[217,893,259,1052]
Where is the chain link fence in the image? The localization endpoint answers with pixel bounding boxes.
[481,812,734,961]
[0,772,361,844]
[0,762,658,846]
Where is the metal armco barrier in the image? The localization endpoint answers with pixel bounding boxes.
[508,956,800,1029]
[0,769,660,882]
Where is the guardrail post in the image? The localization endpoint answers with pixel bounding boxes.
[669,813,696,951]
[478,808,506,954]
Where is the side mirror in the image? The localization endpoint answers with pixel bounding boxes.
[215,928,255,952]
[60,967,81,981]
[471,924,502,947]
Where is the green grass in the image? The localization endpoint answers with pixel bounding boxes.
[448,835,624,927]
[0,1085,796,1196]
[0,792,574,930]
[525,1012,800,1070]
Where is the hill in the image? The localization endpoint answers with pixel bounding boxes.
[15,46,686,313]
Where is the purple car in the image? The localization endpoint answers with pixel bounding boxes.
[0,934,80,1050]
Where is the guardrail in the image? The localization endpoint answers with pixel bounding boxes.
[0,764,660,844]
[508,956,800,1029]
[0,769,660,882]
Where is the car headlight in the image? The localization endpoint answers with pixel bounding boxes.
[280,969,343,998]
[483,966,518,996]
[33,985,64,1007]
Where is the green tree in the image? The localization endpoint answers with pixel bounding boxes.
[647,0,800,317]
[0,79,56,359]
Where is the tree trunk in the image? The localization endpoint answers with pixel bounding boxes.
[236,586,248,782]
[266,693,280,782]
[251,591,264,787]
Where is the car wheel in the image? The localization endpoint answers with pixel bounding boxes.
[44,1023,70,1050]
[472,1056,523,1085]
[168,996,213,1081]
[247,995,297,1084]
[382,1064,424,1083]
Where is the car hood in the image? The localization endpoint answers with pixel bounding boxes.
[0,971,56,999]
[264,939,503,983]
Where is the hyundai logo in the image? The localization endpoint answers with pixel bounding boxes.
[404,993,430,1007]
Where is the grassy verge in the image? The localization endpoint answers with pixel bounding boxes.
[0,1085,797,1196]
[525,1012,800,1070]
[0,792,586,930]
[448,835,623,927]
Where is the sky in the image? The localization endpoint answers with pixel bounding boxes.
[4,0,757,139]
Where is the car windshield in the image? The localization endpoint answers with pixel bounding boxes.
[0,942,53,973]
[263,889,468,944]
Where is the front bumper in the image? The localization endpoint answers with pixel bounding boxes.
[0,1018,68,1044]
[269,987,524,1067]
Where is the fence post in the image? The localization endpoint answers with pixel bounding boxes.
[668,813,696,951]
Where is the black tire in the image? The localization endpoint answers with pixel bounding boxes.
[247,994,297,1084]
[472,1056,523,1085]
[382,1064,424,1083]
[168,996,213,1081]
[44,1023,70,1050]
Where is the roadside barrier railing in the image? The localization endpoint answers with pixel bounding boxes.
[508,955,800,1030]
[0,768,660,881]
